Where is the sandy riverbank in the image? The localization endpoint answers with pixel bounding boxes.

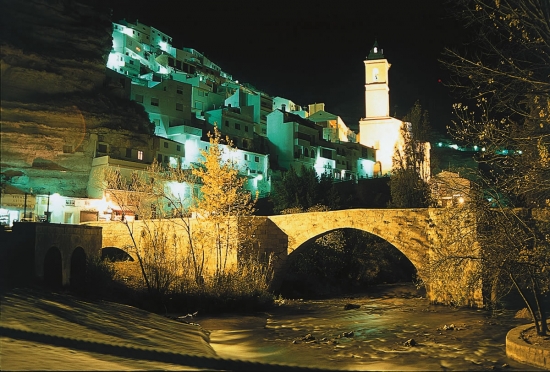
[0,288,218,370]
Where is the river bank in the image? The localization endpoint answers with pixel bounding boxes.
[0,288,217,370]
[0,285,545,371]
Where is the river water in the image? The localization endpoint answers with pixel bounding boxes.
[197,284,538,371]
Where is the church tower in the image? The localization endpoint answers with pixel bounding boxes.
[363,40,390,119]
[359,40,402,176]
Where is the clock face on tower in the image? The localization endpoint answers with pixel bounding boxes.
[373,68,379,82]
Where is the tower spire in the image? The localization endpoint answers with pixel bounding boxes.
[367,39,384,60]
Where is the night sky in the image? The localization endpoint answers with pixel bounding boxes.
[110,0,465,133]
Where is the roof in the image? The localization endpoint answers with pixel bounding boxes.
[367,39,385,60]
[307,110,339,122]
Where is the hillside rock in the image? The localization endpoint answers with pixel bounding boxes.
[1,0,153,197]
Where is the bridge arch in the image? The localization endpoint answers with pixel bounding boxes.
[70,247,87,289]
[267,209,432,283]
[101,246,135,262]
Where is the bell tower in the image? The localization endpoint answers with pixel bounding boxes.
[364,40,390,118]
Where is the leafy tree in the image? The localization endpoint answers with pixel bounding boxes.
[188,125,258,279]
[101,126,260,297]
[439,0,550,335]
[389,101,432,208]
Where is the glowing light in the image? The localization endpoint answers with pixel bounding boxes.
[438,142,443,147]
[473,145,478,150]
[450,144,458,150]
[458,197,465,204]
[517,150,523,155]
[256,174,263,181]
[167,181,188,200]
[50,193,63,211]
[482,147,486,152]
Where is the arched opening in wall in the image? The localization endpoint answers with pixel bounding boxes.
[101,247,134,262]
[43,247,62,288]
[277,228,418,299]
[70,247,87,290]
[373,161,382,177]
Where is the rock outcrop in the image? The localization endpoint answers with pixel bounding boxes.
[1,0,153,197]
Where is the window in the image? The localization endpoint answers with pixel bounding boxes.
[176,103,183,111]
[176,85,183,94]
[137,150,143,160]
[311,149,316,158]
[244,154,249,161]
[129,60,134,65]
[128,39,133,46]
[63,145,73,154]
[164,156,169,163]
[177,145,181,151]
[98,144,107,153]
[198,90,205,96]
[164,142,169,148]
[235,123,241,130]
[126,148,132,157]
[194,101,203,110]
[373,67,379,82]
[262,128,267,134]
[151,97,159,106]
[225,120,229,127]
[135,94,143,103]
[255,156,260,163]
[245,126,249,132]
[157,154,163,163]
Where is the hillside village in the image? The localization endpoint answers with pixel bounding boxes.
[1,8,431,226]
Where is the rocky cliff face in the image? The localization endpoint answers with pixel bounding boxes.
[1,0,152,197]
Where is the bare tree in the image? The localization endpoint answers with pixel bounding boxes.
[440,0,550,335]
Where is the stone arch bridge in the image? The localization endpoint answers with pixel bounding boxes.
[94,208,483,307]
[254,208,482,306]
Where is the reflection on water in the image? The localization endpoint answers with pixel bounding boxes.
[198,284,538,371]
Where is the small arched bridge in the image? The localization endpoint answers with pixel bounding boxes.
[6,222,102,287]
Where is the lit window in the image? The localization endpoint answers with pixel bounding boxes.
[138,150,143,160]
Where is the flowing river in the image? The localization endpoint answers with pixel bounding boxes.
[197,284,538,371]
